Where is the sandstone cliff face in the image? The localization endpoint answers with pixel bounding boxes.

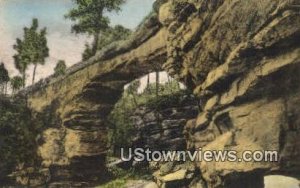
[23,0,300,187]
[24,11,167,186]
[160,0,300,187]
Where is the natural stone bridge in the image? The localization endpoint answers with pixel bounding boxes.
[24,0,300,187]
[24,11,167,184]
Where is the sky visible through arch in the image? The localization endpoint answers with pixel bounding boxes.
[0,0,155,86]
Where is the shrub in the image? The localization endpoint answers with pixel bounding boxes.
[0,97,39,180]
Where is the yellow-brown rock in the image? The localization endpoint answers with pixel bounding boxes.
[22,0,300,187]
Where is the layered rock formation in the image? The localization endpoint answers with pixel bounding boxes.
[160,0,300,187]
[131,94,198,152]
[22,10,167,186]
[21,0,300,187]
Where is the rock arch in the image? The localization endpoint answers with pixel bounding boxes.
[23,0,300,187]
[24,16,168,184]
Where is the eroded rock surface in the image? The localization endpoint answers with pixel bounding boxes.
[22,0,300,187]
[23,10,167,186]
[131,94,198,151]
[160,0,300,187]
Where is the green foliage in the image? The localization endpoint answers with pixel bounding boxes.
[97,177,127,188]
[82,44,95,61]
[10,76,24,94]
[107,25,132,42]
[145,89,189,110]
[98,25,132,50]
[0,63,10,94]
[127,80,140,95]
[13,18,49,85]
[143,79,182,98]
[108,79,183,155]
[65,0,125,35]
[82,25,132,60]
[54,60,67,77]
[0,63,9,83]
[108,93,134,154]
[0,97,38,178]
[97,166,152,188]
[66,0,126,57]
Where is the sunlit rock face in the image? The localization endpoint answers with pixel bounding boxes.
[24,10,167,186]
[24,0,300,187]
[160,0,300,187]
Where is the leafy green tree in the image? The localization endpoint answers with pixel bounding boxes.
[98,25,132,49]
[0,63,10,95]
[65,0,126,57]
[82,25,132,60]
[82,25,131,60]
[54,60,67,76]
[10,76,24,94]
[13,18,49,86]
[82,43,94,61]
[13,49,28,88]
[0,98,38,180]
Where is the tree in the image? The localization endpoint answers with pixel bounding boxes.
[0,97,39,180]
[97,25,131,49]
[146,73,151,93]
[82,25,131,60]
[10,76,24,94]
[65,0,126,57]
[126,80,140,108]
[0,63,10,95]
[13,18,49,86]
[155,71,160,98]
[82,43,94,61]
[54,60,67,76]
[13,45,28,88]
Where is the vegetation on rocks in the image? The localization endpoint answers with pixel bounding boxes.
[97,165,152,188]
[65,0,128,59]
[108,78,184,155]
[82,25,132,60]
[2,0,299,187]
[0,97,39,181]
[10,76,24,94]
[54,60,67,77]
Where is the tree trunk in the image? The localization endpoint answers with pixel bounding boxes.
[167,75,172,93]
[92,31,100,56]
[22,70,26,88]
[4,82,7,95]
[131,94,139,108]
[0,84,3,95]
[156,71,159,98]
[146,74,150,93]
[32,64,37,84]
[155,71,161,136]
